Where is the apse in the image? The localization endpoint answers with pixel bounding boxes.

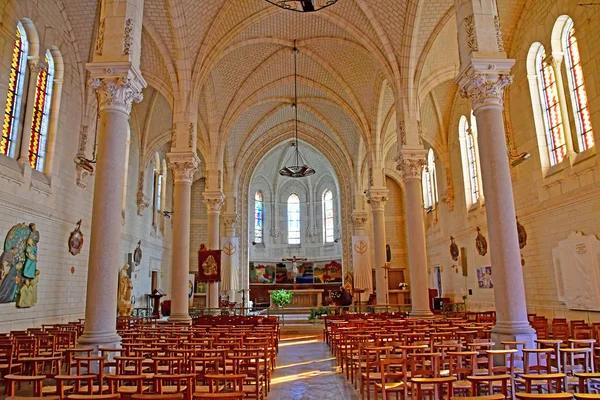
[248,140,342,287]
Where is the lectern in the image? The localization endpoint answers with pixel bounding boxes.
[150,289,166,318]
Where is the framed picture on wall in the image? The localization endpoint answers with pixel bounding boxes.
[477,266,493,289]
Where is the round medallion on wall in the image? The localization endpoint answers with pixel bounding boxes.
[475,227,488,256]
[70,266,75,274]
[68,220,84,256]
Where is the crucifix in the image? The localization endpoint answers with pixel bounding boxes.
[282,256,308,289]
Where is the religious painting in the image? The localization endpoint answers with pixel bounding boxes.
[198,250,221,282]
[314,260,343,283]
[249,263,275,284]
[294,262,314,284]
[133,240,142,265]
[0,222,41,307]
[275,263,289,284]
[517,217,527,249]
[477,266,493,289]
[450,236,459,261]
[68,220,84,256]
[188,274,195,306]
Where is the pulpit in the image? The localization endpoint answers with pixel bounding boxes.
[149,289,166,318]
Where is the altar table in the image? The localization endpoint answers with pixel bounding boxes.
[268,289,324,307]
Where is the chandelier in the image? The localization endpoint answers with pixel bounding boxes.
[279,41,316,178]
[265,0,339,13]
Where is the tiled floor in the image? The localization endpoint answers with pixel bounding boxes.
[269,334,360,400]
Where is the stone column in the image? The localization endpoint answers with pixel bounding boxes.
[458,66,535,341]
[368,190,388,305]
[167,152,199,322]
[398,149,433,317]
[351,211,372,303]
[222,213,239,302]
[455,0,535,343]
[204,191,225,309]
[78,70,145,349]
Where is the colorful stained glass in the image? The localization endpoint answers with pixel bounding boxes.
[323,190,334,243]
[254,191,263,243]
[1,27,27,157]
[564,21,594,151]
[288,194,300,244]
[28,52,54,171]
[467,113,480,204]
[538,48,566,165]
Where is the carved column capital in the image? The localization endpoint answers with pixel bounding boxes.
[351,211,368,230]
[87,63,145,114]
[456,59,515,112]
[367,190,388,212]
[168,152,199,184]
[222,212,239,235]
[204,191,225,214]
[396,148,428,181]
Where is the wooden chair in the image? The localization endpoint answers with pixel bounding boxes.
[193,393,244,400]
[230,351,266,400]
[374,357,407,400]
[153,373,195,400]
[132,395,184,400]
[515,393,573,399]
[410,376,456,400]
[574,372,600,393]
[574,394,600,399]
[196,374,245,395]
[520,373,565,394]
[451,395,505,400]
[105,374,150,396]
[4,374,46,397]
[467,374,511,397]
[0,344,22,381]
[67,395,121,400]
[360,346,391,400]
[447,351,478,396]
[54,374,96,398]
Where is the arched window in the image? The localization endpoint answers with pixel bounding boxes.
[536,45,567,165]
[28,50,55,171]
[562,18,594,151]
[322,190,334,243]
[152,154,162,226]
[254,191,264,243]
[422,149,438,209]
[287,194,300,244]
[459,113,483,207]
[1,23,28,158]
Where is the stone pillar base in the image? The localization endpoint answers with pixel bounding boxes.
[410,310,434,318]
[168,313,192,323]
[491,325,537,368]
[78,331,122,352]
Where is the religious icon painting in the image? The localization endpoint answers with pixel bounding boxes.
[133,241,142,265]
[449,236,459,261]
[68,220,84,256]
[477,266,493,289]
[475,227,488,256]
[198,249,221,282]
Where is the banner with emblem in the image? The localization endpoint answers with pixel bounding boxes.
[352,236,372,296]
[220,237,239,293]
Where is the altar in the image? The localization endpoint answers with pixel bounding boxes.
[268,289,324,307]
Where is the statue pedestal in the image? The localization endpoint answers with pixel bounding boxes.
[117,300,132,317]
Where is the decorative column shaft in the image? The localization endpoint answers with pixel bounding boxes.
[368,190,388,305]
[79,69,145,348]
[457,62,535,339]
[351,211,372,303]
[397,149,433,317]
[204,191,225,309]
[167,152,199,322]
[221,213,239,302]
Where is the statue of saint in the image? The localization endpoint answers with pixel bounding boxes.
[117,264,133,316]
[23,236,38,279]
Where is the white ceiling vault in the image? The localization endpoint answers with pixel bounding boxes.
[58,0,529,184]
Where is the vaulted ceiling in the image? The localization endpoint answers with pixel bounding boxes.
[59,0,529,180]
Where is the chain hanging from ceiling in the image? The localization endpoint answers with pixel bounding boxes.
[279,40,316,178]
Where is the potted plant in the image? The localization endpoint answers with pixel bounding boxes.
[270,289,293,308]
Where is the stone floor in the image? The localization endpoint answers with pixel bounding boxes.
[269,334,360,400]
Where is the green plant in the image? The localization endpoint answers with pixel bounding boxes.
[270,289,293,307]
[308,306,333,320]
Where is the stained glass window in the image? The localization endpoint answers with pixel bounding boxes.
[422,149,438,209]
[1,25,28,157]
[537,46,566,165]
[288,194,300,244]
[28,51,54,171]
[254,191,263,243]
[156,174,163,211]
[467,113,480,204]
[322,190,334,243]
[563,19,594,152]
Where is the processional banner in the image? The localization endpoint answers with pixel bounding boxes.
[198,250,221,282]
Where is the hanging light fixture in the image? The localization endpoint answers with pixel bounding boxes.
[279,41,316,178]
[265,0,338,13]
